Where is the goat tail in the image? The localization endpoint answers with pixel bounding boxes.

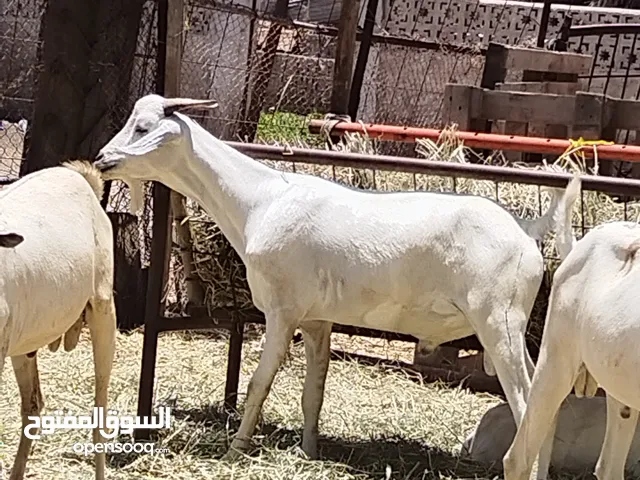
[516,173,581,246]
[62,160,104,200]
[553,173,581,261]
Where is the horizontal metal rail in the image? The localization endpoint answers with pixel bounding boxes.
[226,141,640,197]
[569,23,640,37]
[307,120,640,163]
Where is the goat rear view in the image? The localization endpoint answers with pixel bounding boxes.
[0,161,116,480]
[504,219,640,480]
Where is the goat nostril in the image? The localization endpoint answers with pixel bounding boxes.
[95,152,104,162]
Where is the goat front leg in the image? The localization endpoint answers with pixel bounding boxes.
[594,395,638,480]
[300,320,332,459]
[86,298,116,480]
[224,311,298,461]
[9,354,44,480]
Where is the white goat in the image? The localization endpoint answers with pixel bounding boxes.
[0,161,116,480]
[504,193,640,479]
[95,94,578,460]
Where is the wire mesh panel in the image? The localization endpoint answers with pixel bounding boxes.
[101,0,160,267]
[178,0,338,144]
[0,0,43,181]
[0,0,160,327]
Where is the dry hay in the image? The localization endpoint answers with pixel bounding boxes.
[0,329,508,479]
[181,126,640,353]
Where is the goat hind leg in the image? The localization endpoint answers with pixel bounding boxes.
[86,298,116,480]
[503,340,579,480]
[594,395,638,480]
[9,354,44,480]
[225,312,298,460]
[474,308,532,427]
[300,320,332,459]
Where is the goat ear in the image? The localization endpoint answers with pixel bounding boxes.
[0,232,24,248]
[163,98,219,117]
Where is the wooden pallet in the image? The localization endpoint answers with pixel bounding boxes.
[443,85,640,144]
[462,42,593,163]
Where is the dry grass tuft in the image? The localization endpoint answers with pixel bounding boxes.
[0,330,508,479]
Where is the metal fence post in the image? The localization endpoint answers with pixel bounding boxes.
[135,0,180,440]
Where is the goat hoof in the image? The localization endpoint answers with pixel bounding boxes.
[222,438,250,462]
[222,447,243,462]
[301,441,318,460]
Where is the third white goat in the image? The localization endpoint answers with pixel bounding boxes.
[505,213,640,480]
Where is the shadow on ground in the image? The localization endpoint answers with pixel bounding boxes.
[134,404,501,479]
[98,404,595,479]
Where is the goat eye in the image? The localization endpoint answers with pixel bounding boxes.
[135,126,148,134]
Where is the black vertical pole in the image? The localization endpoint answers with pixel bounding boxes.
[537,0,553,48]
[348,0,379,120]
[134,0,172,441]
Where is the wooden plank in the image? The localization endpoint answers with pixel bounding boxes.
[545,124,569,139]
[632,130,640,179]
[522,70,578,83]
[609,97,640,131]
[502,44,592,75]
[495,81,578,95]
[475,43,510,142]
[597,123,618,177]
[442,84,482,130]
[480,90,575,125]
[480,43,509,90]
[330,0,361,115]
[332,350,504,396]
[503,121,527,162]
[569,93,606,173]
[573,91,610,129]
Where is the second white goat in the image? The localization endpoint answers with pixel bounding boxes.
[95,94,579,460]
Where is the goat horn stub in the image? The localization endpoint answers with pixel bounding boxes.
[164,98,219,117]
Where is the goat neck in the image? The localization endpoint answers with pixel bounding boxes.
[158,114,284,257]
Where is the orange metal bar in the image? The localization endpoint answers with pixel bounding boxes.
[308,120,640,163]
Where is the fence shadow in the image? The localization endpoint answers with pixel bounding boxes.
[156,404,501,479]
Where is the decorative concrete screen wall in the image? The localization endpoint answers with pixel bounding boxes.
[363,0,640,131]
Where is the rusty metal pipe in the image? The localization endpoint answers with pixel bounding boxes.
[226,141,640,198]
[307,120,640,163]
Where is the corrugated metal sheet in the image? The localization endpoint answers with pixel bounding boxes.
[261,0,386,29]
[262,0,309,20]
[307,0,343,25]
[287,0,308,20]
[306,0,382,28]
